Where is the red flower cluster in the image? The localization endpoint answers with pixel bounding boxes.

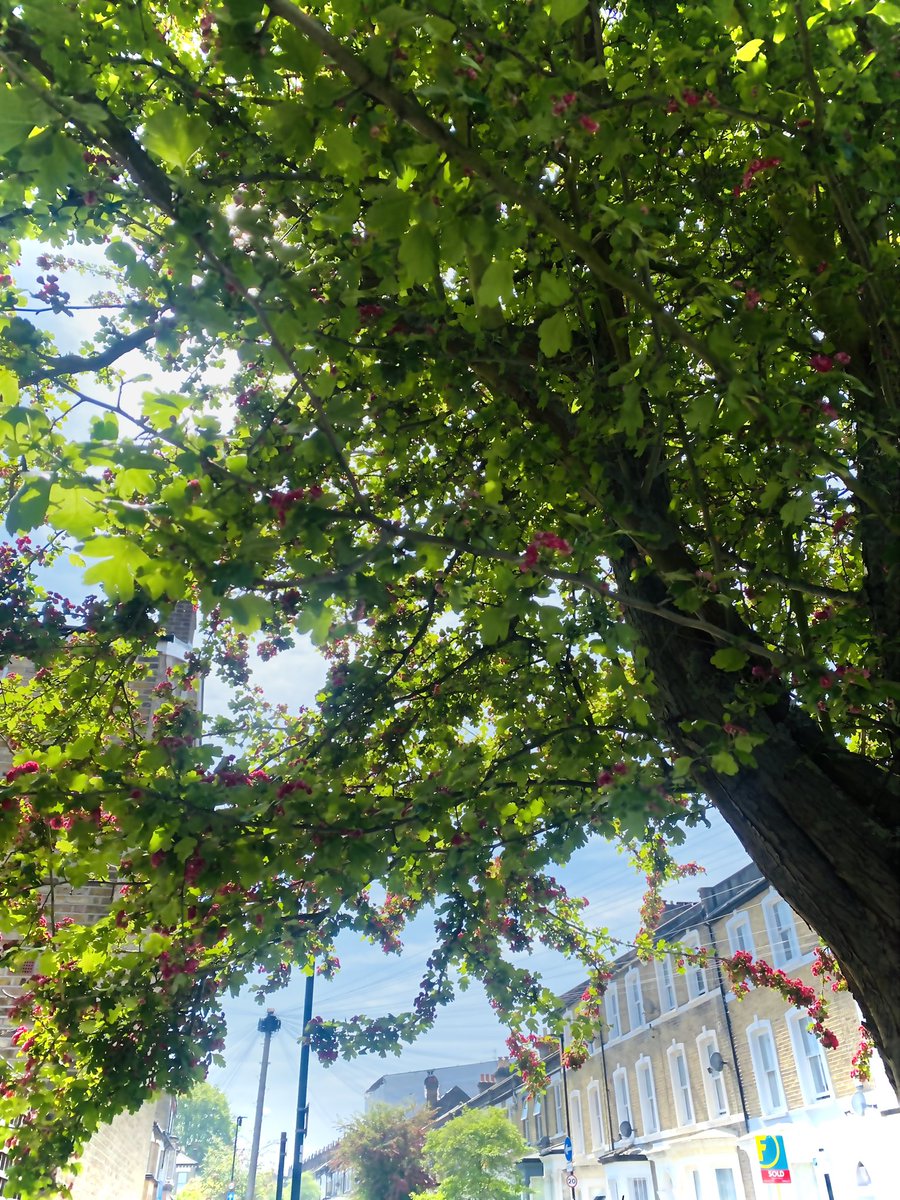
[733,156,782,195]
[5,761,39,782]
[810,350,851,373]
[521,531,573,570]
[268,485,324,526]
[724,949,839,1050]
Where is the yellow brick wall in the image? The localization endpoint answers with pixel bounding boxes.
[67,1097,173,1200]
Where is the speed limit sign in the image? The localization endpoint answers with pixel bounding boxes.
[566,1174,578,1188]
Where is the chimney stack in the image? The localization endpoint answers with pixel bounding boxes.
[424,1071,439,1108]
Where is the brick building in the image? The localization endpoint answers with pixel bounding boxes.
[495,864,898,1200]
[0,604,197,1198]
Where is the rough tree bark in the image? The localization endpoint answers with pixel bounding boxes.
[614,552,900,1094]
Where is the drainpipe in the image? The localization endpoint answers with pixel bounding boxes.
[597,1021,615,1148]
[704,918,750,1132]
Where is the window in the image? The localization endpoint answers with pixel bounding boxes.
[692,1171,703,1200]
[520,1096,529,1140]
[587,1082,605,1149]
[550,1079,564,1134]
[726,912,755,958]
[570,1091,585,1156]
[605,984,622,1040]
[635,1057,660,1135]
[748,1021,787,1115]
[626,967,646,1029]
[533,1093,545,1142]
[684,930,709,999]
[657,955,678,1013]
[697,1032,729,1118]
[764,896,801,967]
[613,1067,634,1137]
[715,1169,738,1200]
[668,1044,695,1126]
[788,1012,833,1102]
[630,1179,651,1200]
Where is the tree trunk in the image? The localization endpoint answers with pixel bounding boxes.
[615,558,900,1094]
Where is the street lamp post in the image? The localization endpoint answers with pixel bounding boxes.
[289,973,316,1200]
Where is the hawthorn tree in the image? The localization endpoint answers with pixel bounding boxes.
[338,1104,434,1200]
[0,0,898,1192]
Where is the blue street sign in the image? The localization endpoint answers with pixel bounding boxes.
[563,1136,573,1163]
[226,1189,235,1200]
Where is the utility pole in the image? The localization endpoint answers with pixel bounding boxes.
[246,1009,281,1200]
[229,1115,244,1197]
[289,973,316,1200]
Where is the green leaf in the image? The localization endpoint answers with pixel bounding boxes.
[538,271,572,306]
[477,258,515,307]
[48,484,102,539]
[711,750,740,775]
[142,108,207,170]
[422,14,456,40]
[869,1,900,23]
[780,493,814,526]
[219,595,274,633]
[550,0,588,23]
[0,367,19,406]
[398,224,437,287]
[479,609,510,645]
[5,474,51,534]
[734,38,765,61]
[710,647,749,672]
[538,311,573,357]
[81,537,154,602]
[0,86,49,154]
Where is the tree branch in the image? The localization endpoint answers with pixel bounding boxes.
[22,319,175,385]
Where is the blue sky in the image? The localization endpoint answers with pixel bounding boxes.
[7,245,751,1163]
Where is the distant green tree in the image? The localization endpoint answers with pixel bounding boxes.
[338,1105,434,1200]
[174,1082,233,1165]
[177,1139,243,1200]
[413,1107,529,1200]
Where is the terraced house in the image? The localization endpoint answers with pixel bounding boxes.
[505,864,898,1200]
[0,604,197,1200]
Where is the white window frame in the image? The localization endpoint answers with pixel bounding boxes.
[786,1011,833,1103]
[725,911,755,958]
[570,1090,585,1156]
[605,983,622,1040]
[533,1092,545,1142]
[715,1167,739,1200]
[656,954,678,1013]
[587,1081,606,1150]
[625,966,646,1030]
[630,1178,652,1200]
[762,893,802,968]
[635,1055,660,1135]
[613,1066,634,1138]
[683,929,709,999]
[697,1030,729,1118]
[668,1042,695,1126]
[747,1018,788,1116]
[550,1078,564,1135]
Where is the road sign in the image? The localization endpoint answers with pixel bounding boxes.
[226,1190,235,1200]
[563,1136,573,1163]
[756,1135,792,1184]
[566,1174,579,1189]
